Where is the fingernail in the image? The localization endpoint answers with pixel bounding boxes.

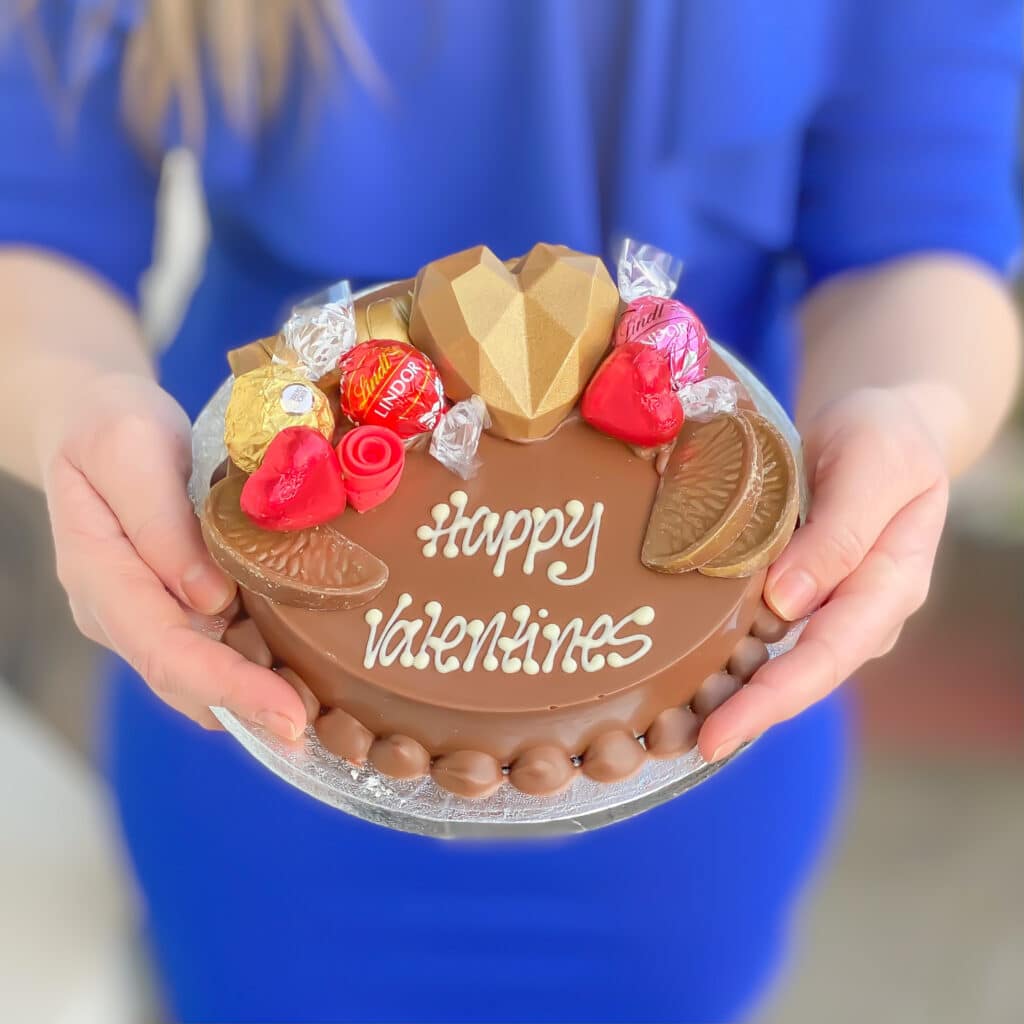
[182,563,235,615]
[768,569,817,621]
[710,737,743,763]
[254,711,302,741]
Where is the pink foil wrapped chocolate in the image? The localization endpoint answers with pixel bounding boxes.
[613,239,710,391]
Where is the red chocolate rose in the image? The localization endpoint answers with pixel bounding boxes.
[337,425,406,512]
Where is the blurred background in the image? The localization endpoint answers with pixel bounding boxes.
[2,141,1023,1024]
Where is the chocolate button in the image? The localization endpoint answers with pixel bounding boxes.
[644,706,699,759]
[276,667,322,725]
[431,751,504,798]
[369,735,431,780]
[509,745,576,796]
[727,636,769,682]
[222,618,272,668]
[692,672,742,718]
[582,730,645,783]
[315,708,374,764]
[750,601,791,644]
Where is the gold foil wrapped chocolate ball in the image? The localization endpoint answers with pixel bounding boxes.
[224,365,335,473]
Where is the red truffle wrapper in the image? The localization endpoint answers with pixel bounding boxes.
[580,342,684,448]
[240,426,347,532]
[338,340,446,438]
[338,425,406,512]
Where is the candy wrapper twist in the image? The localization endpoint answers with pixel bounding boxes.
[430,395,490,480]
[613,239,710,391]
[281,280,358,381]
[678,376,746,422]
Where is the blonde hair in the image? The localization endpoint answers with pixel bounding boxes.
[17,0,384,155]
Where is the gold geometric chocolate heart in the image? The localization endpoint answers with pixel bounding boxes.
[699,412,799,578]
[408,243,619,441]
[642,414,763,573]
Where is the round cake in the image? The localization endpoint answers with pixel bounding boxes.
[203,244,798,799]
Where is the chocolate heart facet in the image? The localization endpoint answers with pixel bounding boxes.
[408,244,619,441]
[241,426,347,532]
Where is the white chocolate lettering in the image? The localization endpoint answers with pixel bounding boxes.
[363,598,655,675]
[417,492,604,586]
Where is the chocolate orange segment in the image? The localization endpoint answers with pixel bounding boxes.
[201,476,388,610]
[699,412,799,579]
[642,414,762,573]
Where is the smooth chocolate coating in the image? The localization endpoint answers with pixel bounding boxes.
[644,706,700,759]
[750,601,791,644]
[276,666,322,725]
[509,745,576,796]
[315,708,374,764]
[727,636,769,682]
[232,284,774,794]
[368,735,431,780]
[692,672,742,718]
[582,730,645,783]
[431,751,504,799]
[222,618,273,668]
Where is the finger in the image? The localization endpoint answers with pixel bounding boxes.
[52,463,305,738]
[765,429,939,621]
[74,411,235,615]
[877,625,903,658]
[701,484,946,760]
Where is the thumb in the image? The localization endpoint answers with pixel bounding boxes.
[764,431,914,621]
[76,410,236,616]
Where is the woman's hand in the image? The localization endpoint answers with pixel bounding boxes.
[698,385,951,761]
[41,372,309,739]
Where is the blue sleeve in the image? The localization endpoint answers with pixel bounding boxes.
[0,11,157,305]
[797,0,1022,286]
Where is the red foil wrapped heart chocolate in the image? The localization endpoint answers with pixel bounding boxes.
[337,425,406,512]
[580,342,684,448]
[240,426,347,532]
[338,340,446,439]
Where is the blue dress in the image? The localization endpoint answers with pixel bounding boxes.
[2,2,1020,1020]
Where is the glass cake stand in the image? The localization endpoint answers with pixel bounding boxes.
[190,338,807,838]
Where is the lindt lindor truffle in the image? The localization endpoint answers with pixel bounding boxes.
[429,394,490,480]
[642,414,764,573]
[337,425,406,512]
[338,340,446,438]
[201,476,388,611]
[580,341,683,448]
[224,365,335,473]
[408,243,619,441]
[614,238,710,391]
[281,280,358,381]
[241,426,348,532]
[699,412,799,578]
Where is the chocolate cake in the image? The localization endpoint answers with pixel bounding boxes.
[202,244,798,799]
